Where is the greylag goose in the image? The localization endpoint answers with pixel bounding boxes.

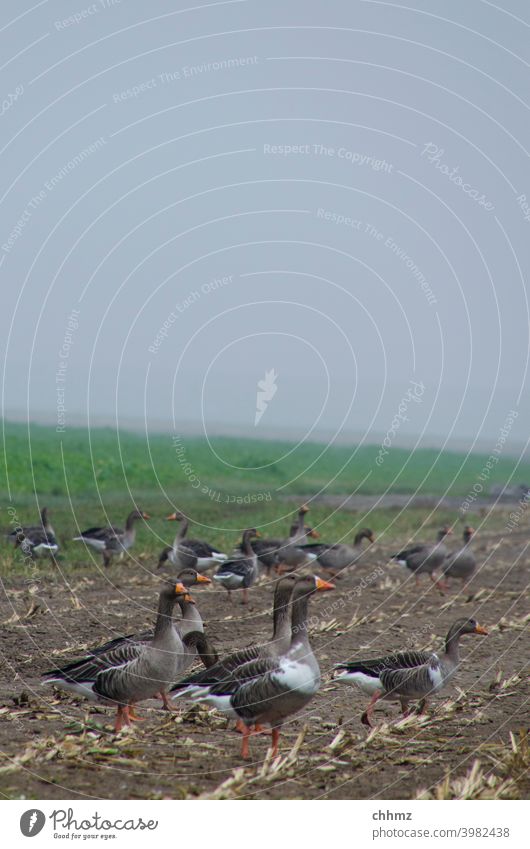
[300,528,375,576]
[333,617,488,726]
[249,507,320,575]
[7,506,59,560]
[441,526,477,588]
[170,574,298,701]
[213,528,260,603]
[186,574,335,759]
[73,508,150,567]
[42,571,215,709]
[158,511,227,571]
[43,581,191,730]
[390,525,452,590]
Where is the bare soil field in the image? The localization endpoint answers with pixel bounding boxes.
[0,523,528,800]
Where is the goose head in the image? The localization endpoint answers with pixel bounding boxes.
[355,527,375,544]
[176,568,212,587]
[166,511,185,522]
[447,617,488,640]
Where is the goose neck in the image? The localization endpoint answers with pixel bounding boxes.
[153,592,177,644]
[290,589,312,647]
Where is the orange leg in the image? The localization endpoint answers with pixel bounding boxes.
[235,718,246,734]
[114,704,131,732]
[430,573,446,595]
[361,691,383,727]
[240,724,251,759]
[270,728,280,757]
[160,691,176,711]
[128,704,144,722]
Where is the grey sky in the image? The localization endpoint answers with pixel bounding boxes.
[1,0,529,453]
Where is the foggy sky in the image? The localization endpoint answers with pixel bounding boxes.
[1,0,529,455]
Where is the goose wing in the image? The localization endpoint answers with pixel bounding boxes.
[170,644,262,693]
[334,650,432,676]
[379,656,443,698]
[43,641,144,686]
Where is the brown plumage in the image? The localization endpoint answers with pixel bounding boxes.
[334,617,488,726]
[73,508,150,567]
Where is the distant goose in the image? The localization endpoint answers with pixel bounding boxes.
[7,506,59,560]
[333,617,488,726]
[300,528,375,576]
[252,506,320,575]
[73,508,150,567]
[441,527,477,588]
[42,581,216,722]
[213,528,260,604]
[186,574,335,759]
[158,511,227,571]
[390,525,452,590]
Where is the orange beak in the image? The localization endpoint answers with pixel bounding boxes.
[142,512,151,520]
[174,581,187,593]
[166,513,178,521]
[315,576,335,591]
[183,592,195,604]
[196,573,211,584]
[309,529,320,539]
[254,531,262,538]
[300,505,309,514]
[474,624,488,635]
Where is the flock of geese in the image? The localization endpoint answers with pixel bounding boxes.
[7,504,486,760]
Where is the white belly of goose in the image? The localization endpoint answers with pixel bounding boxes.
[427,659,444,692]
[33,543,59,556]
[213,572,244,589]
[74,536,107,551]
[272,658,320,696]
[335,670,383,695]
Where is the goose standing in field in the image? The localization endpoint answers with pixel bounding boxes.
[43,581,192,729]
[7,506,59,561]
[390,525,452,591]
[73,508,150,567]
[158,511,227,571]
[213,528,260,604]
[251,506,320,575]
[42,571,216,712]
[300,528,375,577]
[171,574,298,701]
[186,574,335,759]
[441,526,477,589]
[333,617,488,726]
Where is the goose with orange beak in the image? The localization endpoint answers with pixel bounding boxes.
[43,575,217,722]
[73,508,150,567]
[334,618,488,726]
[159,510,227,571]
[186,574,335,759]
[44,582,191,730]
